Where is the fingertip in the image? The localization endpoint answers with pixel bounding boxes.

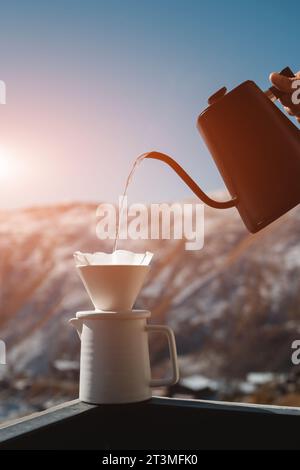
[269,72,277,84]
[269,72,292,92]
[284,106,294,116]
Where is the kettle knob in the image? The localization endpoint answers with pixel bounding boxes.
[208,86,227,106]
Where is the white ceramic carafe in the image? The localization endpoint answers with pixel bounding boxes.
[69,310,179,404]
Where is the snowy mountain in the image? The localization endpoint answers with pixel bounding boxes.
[1,200,300,420]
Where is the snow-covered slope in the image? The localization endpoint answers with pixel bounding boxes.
[0,200,300,383]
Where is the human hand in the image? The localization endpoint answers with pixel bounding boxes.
[269,70,300,123]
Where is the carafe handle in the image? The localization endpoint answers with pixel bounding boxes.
[146,324,179,387]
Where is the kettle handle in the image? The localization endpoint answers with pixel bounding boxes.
[144,151,237,209]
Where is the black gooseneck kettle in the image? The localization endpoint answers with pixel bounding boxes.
[145,67,300,233]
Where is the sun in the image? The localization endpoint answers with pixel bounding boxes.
[0,146,16,180]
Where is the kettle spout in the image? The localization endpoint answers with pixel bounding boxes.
[69,318,82,339]
[144,151,237,209]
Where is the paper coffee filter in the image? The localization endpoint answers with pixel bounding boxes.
[74,250,153,266]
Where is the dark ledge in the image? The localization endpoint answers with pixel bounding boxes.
[0,397,300,450]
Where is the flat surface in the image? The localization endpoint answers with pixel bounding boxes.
[1,397,300,450]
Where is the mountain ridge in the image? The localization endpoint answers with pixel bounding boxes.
[0,200,300,381]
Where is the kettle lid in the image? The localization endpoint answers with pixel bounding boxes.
[208,86,227,105]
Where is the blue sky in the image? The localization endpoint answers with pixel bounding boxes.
[0,0,299,208]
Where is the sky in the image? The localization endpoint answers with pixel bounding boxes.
[0,0,299,209]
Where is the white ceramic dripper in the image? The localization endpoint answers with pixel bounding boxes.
[74,250,152,311]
